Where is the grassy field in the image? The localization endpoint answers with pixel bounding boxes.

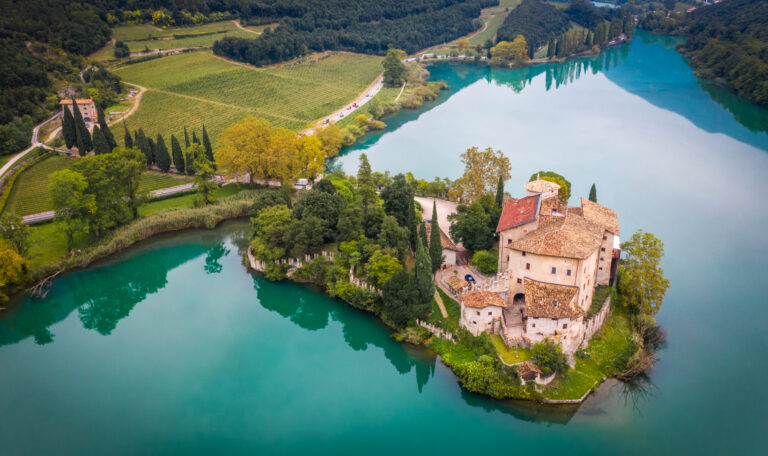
[491,335,532,364]
[429,288,461,332]
[542,306,634,400]
[24,184,248,269]
[1,155,194,216]
[114,51,383,145]
[90,21,268,61]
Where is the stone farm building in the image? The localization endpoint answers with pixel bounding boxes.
[458,179,619,354]
[60,98,98,131]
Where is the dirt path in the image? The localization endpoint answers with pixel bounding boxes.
[232,20,261,34]
[433,290,449,318]
[393,81,407,103]
[108,82,147,127]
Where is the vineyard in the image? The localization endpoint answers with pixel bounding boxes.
[90,21,268,61]
[115,51,384,146]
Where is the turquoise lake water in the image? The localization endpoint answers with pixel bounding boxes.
[1,31,767,454]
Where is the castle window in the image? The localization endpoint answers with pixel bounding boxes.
[532,323,536,328]
[476,311,480,316]
[563,323,568,329]
[599,267,603,271]
[551,267,556,274]
[522,252,526,256]
[507,239,512,244]
[526,263,530,270]
[488,312,492,316]
[603,235,607,241]
[600,257,604,261]
[517,278,522,284]
[601,247,606,252]
[472,321,476,324]
[567,269,571,276]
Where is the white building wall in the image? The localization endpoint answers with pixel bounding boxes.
[507,250,582,295]
[525,316,585,354]
[443,249,457,266]
[596,232,615,286]
[460,303,503,336]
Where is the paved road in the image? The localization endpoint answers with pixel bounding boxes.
[0,112,60,178]
[21,182,198,224]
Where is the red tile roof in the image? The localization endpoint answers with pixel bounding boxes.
[496,195,539,232]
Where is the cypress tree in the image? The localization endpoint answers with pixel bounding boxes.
[183,126,190,148]
[589,183,597,203]
[123,122,133,148]
[202,125,214,163]
[71,99,92,154]
[97,105,116,150]
[414,237,434,305]
[192,130,199,144]
[495,175,504,208]
[155,134,171,172]
[137,129,152,165]
[419,222,428,249]
[92,125,110,155]
[408,193,418,252]
[62,106,76,149]
[171,134,185,173]
[429,201,443,273]
[146,137,156,166]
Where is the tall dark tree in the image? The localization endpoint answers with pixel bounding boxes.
[62,106,76,149]
[414,237,434,305]
[357,153,377,210]
[92,125,110,155]
[381,174,413,227]
[201,125,214,163]
[382,269,419,327]
[429,201,444,273]
[123,122,133,148]
[71,99,92,155]
[146,137,156,166]
[155,134,171,172]
[136,129,152,166]
[170,134,185,173]
[183,126,190,148]
[192,130,199,144]
[97,105,116,150]
[589,183,597,202]
[419,222,428,249]
[495,175,505,208]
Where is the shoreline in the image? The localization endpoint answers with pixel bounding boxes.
[243,246,608,406]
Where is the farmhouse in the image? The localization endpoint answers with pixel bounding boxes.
[60,98,98,131]
[458,179,619,354]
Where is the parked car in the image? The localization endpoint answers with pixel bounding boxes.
[464,274,475,283]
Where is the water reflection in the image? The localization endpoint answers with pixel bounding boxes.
[251,273,437,388]
[0,244,206,345]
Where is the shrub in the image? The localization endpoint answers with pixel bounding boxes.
[471,249,497,275]
[531,339,568,375]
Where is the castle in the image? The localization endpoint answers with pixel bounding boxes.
[458,179,619,354]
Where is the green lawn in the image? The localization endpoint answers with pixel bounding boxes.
[491,335,532,364]
[114,51,383,145]
[2,155,194,216]
[542,305,634,400]
[138,184,245,216]
[91,21,268,61]
[429,287,461,331]
[25,184,248,268]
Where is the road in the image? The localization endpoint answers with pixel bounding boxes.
[0,112,60,178]
[21,182,197,224]
[302,73,384,135]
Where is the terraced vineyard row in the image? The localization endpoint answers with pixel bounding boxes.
[115,51,383,146]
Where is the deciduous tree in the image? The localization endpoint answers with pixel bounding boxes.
[383,48,406,87]
[0,213,30,256]
[0,239,28,302]
[450,146,511,203]
[316,124,344,157]
[49,169,96,251]
[618,230,670,317]
[187,144,217,207]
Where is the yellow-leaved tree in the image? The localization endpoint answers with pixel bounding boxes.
[449,146,512,204]
[216,116,327,186]
[490,35,529,66]
[0,239,28,302]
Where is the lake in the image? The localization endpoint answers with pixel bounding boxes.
[2,31,767,454]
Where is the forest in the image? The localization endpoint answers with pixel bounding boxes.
[497,0,631,58]
[213,0,497,66]
[640,0,768,108]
